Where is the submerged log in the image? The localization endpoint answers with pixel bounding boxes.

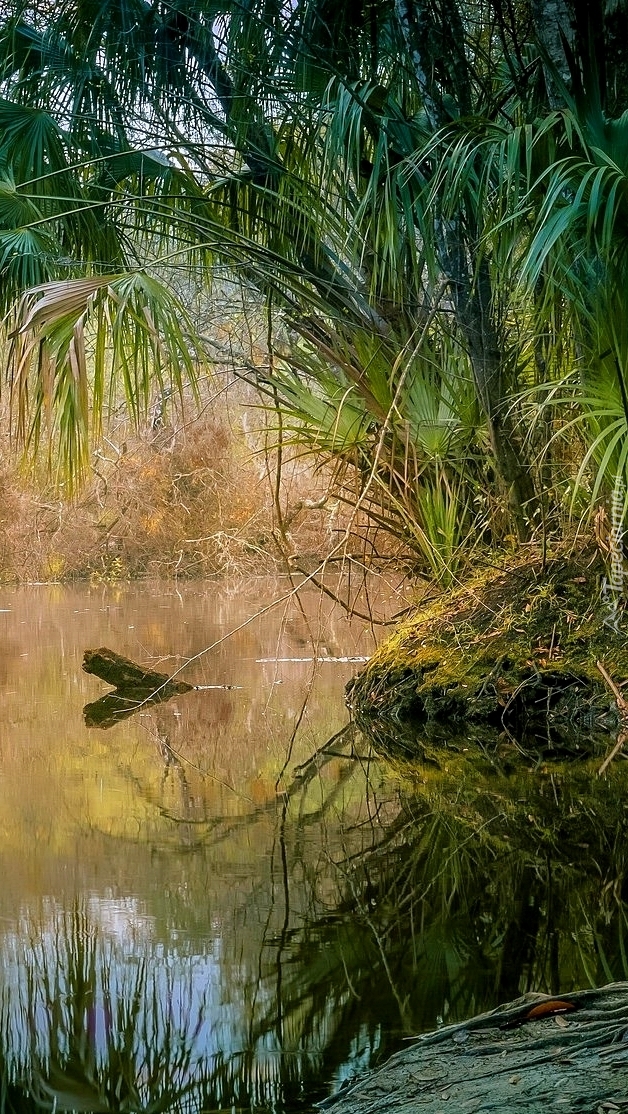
[82,647,194,729]
[321,983,628,1113]
[83,648,194,695]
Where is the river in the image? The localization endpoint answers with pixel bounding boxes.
[1,578,627,1112]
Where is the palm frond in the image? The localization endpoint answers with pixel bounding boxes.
[7,273,201,484]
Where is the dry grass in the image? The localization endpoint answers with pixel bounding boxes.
[0,380,391,583]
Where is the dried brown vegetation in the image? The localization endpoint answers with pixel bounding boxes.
[0,386,360,583]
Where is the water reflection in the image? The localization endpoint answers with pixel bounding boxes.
[0,730,383,1112]
[0,581,391,1111]
[4,740,628,1110]
[288,744,628,1043]
[2,582,628,1111]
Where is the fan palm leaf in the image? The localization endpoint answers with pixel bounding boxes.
[2,0,618,548]
[7,273,200,483]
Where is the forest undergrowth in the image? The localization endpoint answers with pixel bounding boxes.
[0,384,376,584]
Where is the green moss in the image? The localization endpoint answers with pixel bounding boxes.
[348,544,628,744]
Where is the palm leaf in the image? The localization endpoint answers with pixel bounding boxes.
[7,273,201,484]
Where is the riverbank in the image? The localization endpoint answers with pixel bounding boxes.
[347,543,628,755]
[321,983,628,1114]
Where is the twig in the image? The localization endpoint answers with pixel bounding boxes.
[596,660,628,712]
[598,731,627,777]
[597,660,628,774]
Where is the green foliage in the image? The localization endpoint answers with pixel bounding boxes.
[1,1,628,560]
[411,473,485,588]
[8,274,200,484]
[259,323,485,580]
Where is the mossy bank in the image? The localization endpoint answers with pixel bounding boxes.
[347,544,628,755]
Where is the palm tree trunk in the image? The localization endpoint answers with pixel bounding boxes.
[396,0,537,538]
[530,0,576,107]
[455,256,538,538]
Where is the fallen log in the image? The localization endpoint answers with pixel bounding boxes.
[83,648,194,695]
[321,983,628,1113]
[82,647,194,729]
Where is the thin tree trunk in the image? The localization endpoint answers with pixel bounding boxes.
[395,0,537,539]
[456,258,538,537]
[530,0,576,107]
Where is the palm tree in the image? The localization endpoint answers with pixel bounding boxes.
[2,1,628,556]
[465,0,628,513]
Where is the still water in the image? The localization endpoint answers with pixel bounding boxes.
[1,579,628,1113]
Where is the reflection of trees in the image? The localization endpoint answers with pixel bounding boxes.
[98,722,365,852]
[0,905,205,1112]
[251,743,628,1094]
[4,734,628,1111]
[0,729,374,1113]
